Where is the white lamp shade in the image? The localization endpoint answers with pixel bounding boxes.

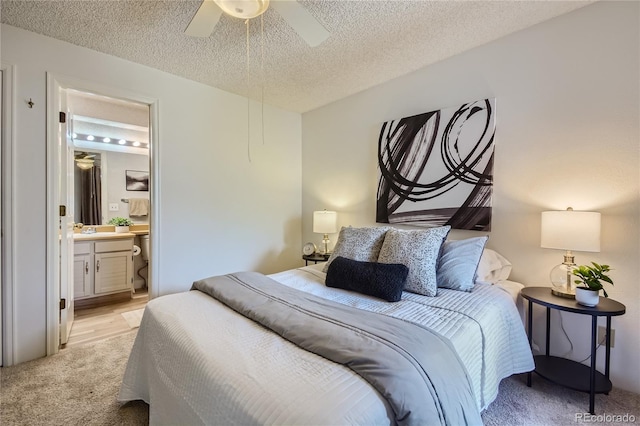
[540,210,601,252]
[313,210,337,234]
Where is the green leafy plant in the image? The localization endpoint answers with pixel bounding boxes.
[572,262,613,297]
[108,217,133,226]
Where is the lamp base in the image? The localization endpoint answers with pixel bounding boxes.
[550,288,576,299]
[549,255,577,299]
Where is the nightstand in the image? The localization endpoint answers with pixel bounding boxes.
[520,287,626,414]
[302,253,330,266]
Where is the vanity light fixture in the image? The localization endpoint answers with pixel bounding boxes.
[540,207,601,298]
[71,133,149,150]
[313,210,338,255]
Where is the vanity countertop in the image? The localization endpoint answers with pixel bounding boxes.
[73,232,135,241]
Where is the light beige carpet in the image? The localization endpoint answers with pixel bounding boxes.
[121,308,145,329]
[482,373,640,425]
[0,331,148,425]
[1,328,638,425]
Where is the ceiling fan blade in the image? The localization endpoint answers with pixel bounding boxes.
[270,0,329,47]
[185,0,223,37]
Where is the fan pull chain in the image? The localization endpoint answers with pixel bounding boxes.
[261,14,265,145]
[245,18,252,163]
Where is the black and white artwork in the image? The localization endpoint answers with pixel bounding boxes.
[125,170,149,192]
[376,98,495,231]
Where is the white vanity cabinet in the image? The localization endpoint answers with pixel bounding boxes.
[73,242,92,298]
[74,237,134,300]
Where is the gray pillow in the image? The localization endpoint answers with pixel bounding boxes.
[437,236,489,291]
[323,226,389,272]
[377,226,451,297]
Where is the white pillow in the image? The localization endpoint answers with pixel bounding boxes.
[322,226,389,272]
[377,226,451,297]
[475,248,512,283]
[437,236,489,291]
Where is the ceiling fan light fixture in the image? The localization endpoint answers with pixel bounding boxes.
[214,0,269,19]
[75,158,94,170]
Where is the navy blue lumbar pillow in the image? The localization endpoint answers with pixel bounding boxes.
[325,256,409,302]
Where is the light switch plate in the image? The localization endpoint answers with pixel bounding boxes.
[109,203,119,212]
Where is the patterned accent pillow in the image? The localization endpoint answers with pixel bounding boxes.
[377,226,451,296]
[322,226,390,273]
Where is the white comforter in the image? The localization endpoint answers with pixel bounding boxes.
[119,264,534,425]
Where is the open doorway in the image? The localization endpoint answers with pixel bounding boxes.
[46,74,158,355]
[64,90,152,347]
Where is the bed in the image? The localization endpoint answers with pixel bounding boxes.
[119,227,534,425]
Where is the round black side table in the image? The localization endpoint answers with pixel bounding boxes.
[520,287,625,415]
[302,253,329,266]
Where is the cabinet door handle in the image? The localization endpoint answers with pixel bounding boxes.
[85,261,89,274]
[96,260,100,273]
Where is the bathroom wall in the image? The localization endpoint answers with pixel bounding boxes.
[105,151,150,224]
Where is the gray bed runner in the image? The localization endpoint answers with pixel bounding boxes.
[192,272,481,426]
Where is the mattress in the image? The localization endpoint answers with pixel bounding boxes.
[119,264,534,425]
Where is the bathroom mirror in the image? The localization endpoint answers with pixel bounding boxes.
[74,150,107,225]
[69,90,150,226]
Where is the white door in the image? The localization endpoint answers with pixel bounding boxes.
[0,69,4,364]
[59,91,75,345]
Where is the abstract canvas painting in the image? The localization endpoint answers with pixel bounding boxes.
[376,98,495,231]
[125,170,149,191]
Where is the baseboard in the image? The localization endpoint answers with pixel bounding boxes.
[75,291,131,310]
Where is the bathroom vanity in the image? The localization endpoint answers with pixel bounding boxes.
[73,232,135,305]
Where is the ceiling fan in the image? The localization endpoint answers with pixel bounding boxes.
[75,152,96,170]
[185,0,330,47]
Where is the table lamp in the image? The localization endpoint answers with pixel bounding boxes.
[313,210,337,255]
[540,207,601,298]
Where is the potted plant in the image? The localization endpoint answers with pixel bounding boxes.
[108,217,133,233]
[572,262,613,307]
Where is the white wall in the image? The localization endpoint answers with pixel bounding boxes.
[105,151,149,224]
[302,2,639,393]
[1,24,302,364]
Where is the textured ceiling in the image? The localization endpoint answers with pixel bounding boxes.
[1,0,592,113]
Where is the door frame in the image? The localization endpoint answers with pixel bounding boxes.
[45,73,160,355]
[1,63,16,366]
